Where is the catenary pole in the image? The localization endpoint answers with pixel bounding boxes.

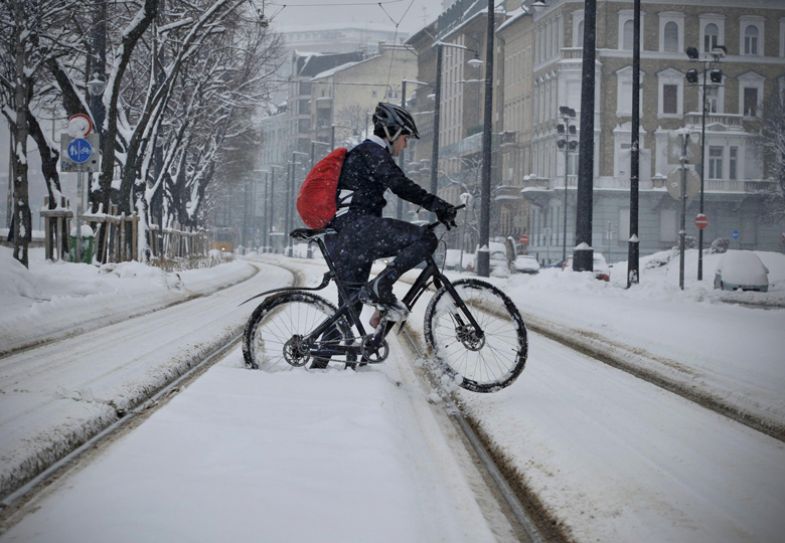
[627,0,641,286]
[574,0,597,272]
[477,0,494,278]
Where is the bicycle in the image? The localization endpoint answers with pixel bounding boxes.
[241,216,528,393]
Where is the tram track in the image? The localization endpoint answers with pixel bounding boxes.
[0,263,292,529]
[261,258,553,542]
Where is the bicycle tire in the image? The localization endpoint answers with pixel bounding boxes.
[424,279,527,393]
[242,291,355,371]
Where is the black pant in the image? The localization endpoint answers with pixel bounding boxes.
[325,213,438,311]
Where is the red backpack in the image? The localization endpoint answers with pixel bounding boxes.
[296,147,348,229]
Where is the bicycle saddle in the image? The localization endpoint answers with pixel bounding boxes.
[289,228,336,241]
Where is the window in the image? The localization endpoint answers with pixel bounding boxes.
[744,26,759,55]
[738,72,765,118]
[663,22,679,52]
[743,87,758,116]
[781,18,785,57]
[708,146,723,179]
[702,81,724,114]
[618,11,644,51]
[729,146,738,180]
[704,23,719,53]
[659,13,684,54]
[657,69,683,117]
[576,20,584,47]
[622,19,634,50]
[616,66,644,116]
[663,85,678,114]
[700,15,725,54]
[741,17,764,57]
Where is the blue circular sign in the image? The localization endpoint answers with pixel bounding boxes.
[67,138,93,164]
[731,229,740,240]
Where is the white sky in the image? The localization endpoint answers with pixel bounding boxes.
[269,0,443,35]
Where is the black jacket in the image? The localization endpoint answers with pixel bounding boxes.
[336,139,446,219]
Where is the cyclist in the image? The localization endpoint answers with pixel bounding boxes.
[325,102,458,323]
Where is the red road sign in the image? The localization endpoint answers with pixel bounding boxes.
[520,234,529,245]
[695,213,709,230]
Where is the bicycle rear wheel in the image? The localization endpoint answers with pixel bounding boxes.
[242,291,355,371]
[424,279,527,392]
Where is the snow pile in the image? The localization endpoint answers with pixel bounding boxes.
[0,247,256,354]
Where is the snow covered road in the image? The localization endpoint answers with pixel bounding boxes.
[2,255,783,542]
[0,261,291,499]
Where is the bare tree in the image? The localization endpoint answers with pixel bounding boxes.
[761,90,785,222]
[0,0,77,267]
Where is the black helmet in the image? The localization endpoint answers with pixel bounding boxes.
[372,102,420,141]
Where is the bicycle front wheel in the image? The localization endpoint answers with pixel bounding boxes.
[424,279,527,393]
[242,291,355,371]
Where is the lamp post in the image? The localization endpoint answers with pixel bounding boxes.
[477,0,495,277]
[310,140,331,168]
[556,106,578,264]
[287,151,309,256]
[686,44,725,281]
[430,41,483,219]
[399,79,431,220]
[268,165,282,252]
[627,0,641,287]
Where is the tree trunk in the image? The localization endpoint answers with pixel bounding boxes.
[11,0,31,267]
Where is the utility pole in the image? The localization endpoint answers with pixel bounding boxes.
[429,44,444,202]
[574,0,597,272]
[678,131,690,290]
[477,0,494,278]
[627,0,641,286]
[398,79,408,221]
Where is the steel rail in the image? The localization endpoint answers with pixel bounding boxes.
[0,264,296,531]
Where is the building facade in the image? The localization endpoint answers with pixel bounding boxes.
[518,0,785,264]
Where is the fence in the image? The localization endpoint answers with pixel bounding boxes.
[147,224,209,260]
[82,204,139,263]
[40,196,73,261]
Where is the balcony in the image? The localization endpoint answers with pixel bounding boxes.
[684,112,744,130]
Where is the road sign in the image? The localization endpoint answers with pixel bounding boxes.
[694,213,709,230]
[520,234,529,245]
[60,133,100,173]
[67,138,92,164]
[67,113,93,138]
[731,229,740,240]
[667,167,700,202]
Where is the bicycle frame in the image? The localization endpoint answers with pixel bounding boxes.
[300,237,485,363]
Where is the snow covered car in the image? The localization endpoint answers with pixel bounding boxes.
[561,253,610,281]
[513,255,541,274]
[713,251,769,292]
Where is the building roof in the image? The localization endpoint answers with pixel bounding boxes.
[293,51,366,78]
[496,7,529,34]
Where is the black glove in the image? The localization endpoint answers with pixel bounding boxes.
[433,201,458,230]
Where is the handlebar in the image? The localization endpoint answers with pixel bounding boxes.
[427,203,466,230]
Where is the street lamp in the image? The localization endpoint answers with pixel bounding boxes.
[686,44,725,281]
[556,106,578,265]
[287,151,309,256]
[268,165,283,252]
[399,79,431,220]
[430,40,483,217]
[310,140,331,168]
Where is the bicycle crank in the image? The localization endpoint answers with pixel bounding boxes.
[361,336,390,363]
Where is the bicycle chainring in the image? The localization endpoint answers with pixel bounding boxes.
[361,336,389,363]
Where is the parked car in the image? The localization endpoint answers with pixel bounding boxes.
[713,250,769,292]
[513,254,541,274]
[561,253,610,281]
